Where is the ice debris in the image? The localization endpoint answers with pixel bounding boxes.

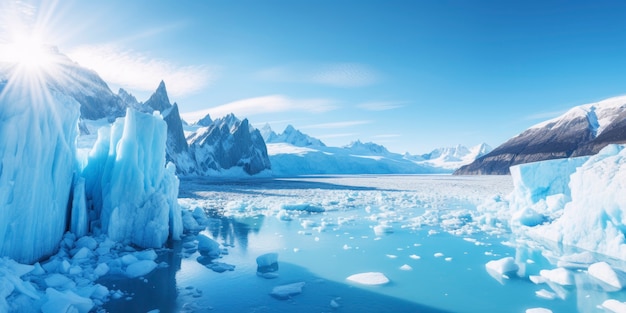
[346,272,390,285]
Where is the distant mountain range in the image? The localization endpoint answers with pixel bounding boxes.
[456,95,626,175]
[7,47,493,177]
[261,124,489,176]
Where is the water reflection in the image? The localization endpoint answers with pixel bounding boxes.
[99,239,182,313]
[205,214,265,252]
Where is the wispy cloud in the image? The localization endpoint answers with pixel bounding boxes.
[301,120,372,129]
[256,62,379,88]
[67,44,215,97]
[357,101,405,111]
[180,94,337,123]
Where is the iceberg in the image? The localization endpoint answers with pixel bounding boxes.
[0,79,80,263]
[509,144,626,259]
[82,108,182,248]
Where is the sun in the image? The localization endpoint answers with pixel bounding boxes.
[1,35,54,72]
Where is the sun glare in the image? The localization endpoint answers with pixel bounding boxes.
[2,36,53,71]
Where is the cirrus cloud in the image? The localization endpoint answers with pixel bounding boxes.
[68,44,215,97]
[180,94,338,123]
[256,62,379,88]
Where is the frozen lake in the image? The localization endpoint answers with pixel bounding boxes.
[100,175,626,312]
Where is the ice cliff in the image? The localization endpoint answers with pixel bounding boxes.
[82,108,182,248]
[0,78,80,264]
[509,144,626,259]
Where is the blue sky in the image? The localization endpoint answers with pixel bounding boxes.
[3,0,626,153]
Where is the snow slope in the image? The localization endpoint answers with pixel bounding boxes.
[457,95,626,175]
[265,125,486,176]
[268,142,447,176]
[509,144,626,259]
[407,143,492,171]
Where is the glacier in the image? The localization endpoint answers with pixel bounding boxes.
[82,108,182,248]
[509,144,626,259]
[0,78,80,264]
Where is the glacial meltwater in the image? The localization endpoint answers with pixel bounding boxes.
[99,175,626,313]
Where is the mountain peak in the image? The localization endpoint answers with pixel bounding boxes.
[144,81,171,112]
[197,113,213,127]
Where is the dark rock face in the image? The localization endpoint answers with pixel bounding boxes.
[455,98,626,175]
[190,114,271,175]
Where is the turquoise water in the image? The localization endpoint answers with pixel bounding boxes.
[100,176,626,313]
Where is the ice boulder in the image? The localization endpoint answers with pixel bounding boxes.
[270,282,305,300]
[82,108,182,248]
[41,288,93,313]
[588,262,626,289]
[509,156,588,227]
[256,252,279,274]
[0,82,80,263]
[510,145,626,259]
[197,235,221,259]
[485,257,519,276]
[602,299,626,313]
[539,267,574,286]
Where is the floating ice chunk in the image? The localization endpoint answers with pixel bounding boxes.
[386,254,398,259]
[256,253,279,274]
[192,207,209,224]
[602,299,626,313]
[126,260,157,278]
[539,267,574,286]
[588,262,626,289]
[511,207,545,227]
[346,272,390,285]
[93,263,109,277]
[72,247,91,260]
[41,288,93,313]
[270,282,305,300]
[525,308,553,313]
[197,235,221,259]
[134,249,158,261]
[282,203,324,213]
[205,262,235,273]
[75,237,98,251]
[409,254,421,260]
[400,264,413,271]
[182,210,202,232]
[434,253,444,258]
[45,274,74,289]
[535,289,557,300]
[330,298,340,308]
[373,223,393,236]
[445,257,453,262]
[529,275,546,284]
[121,254,139,266]
[485,257,518,275]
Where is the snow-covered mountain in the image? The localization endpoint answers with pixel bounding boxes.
[263,125,487,176]
[408,143,492,171]
[262,124,326,147]
[188,114,271,176]
[0,46,128,120]
[456,95,626,175]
